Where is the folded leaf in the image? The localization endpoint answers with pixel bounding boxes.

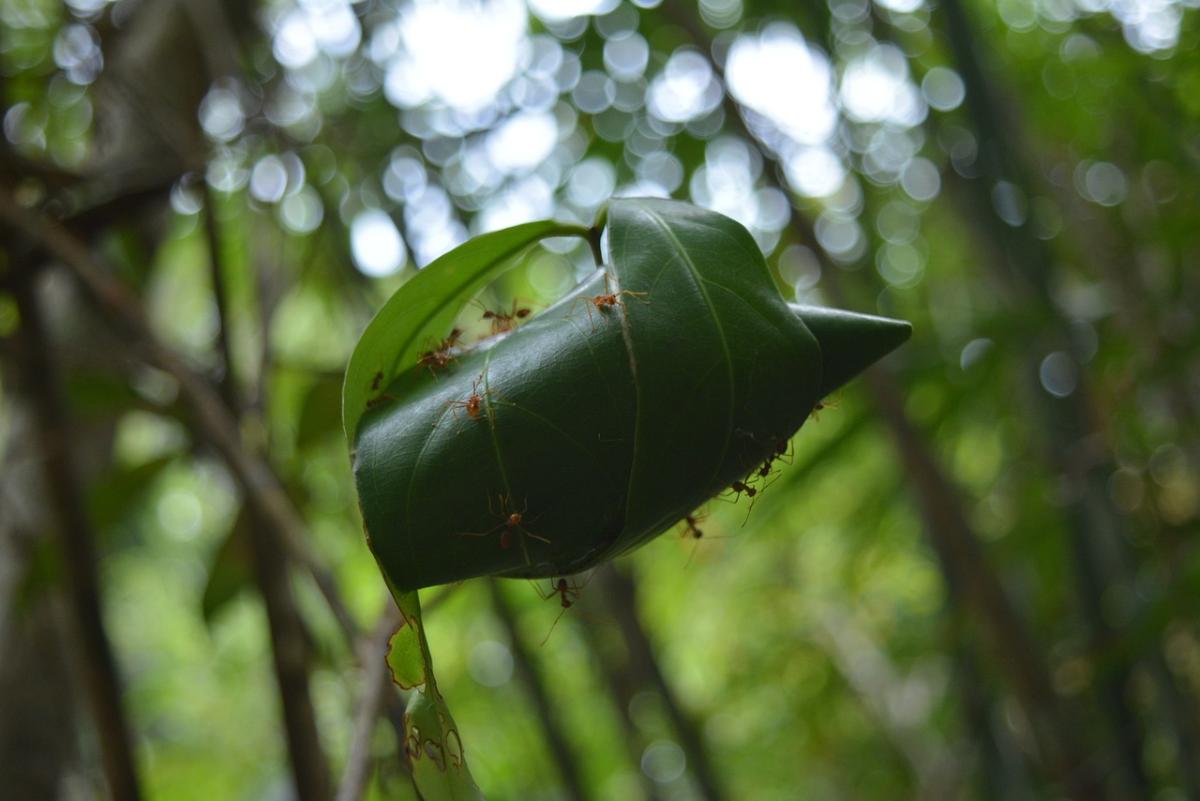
[348,198,911,592]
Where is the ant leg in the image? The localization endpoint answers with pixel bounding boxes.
[530,579,556,601]
[455,524,502,540]
[740,485,763,527]
[521,529,552,546]
[539,604,571,647]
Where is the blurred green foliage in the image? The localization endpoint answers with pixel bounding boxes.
[2,0,1198,799]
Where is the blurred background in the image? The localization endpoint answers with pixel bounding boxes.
[1,0,1198,799]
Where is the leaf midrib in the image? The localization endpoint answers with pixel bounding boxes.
[627,202,738,507]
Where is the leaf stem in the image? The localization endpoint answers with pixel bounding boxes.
[587,207,607,267]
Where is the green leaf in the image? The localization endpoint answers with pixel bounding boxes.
[342,220,595,801]
[386,588,483,800]
[342,220,591,444]
[349,198,911,592]
[403,691,481,801]
[345,198,910,800]
[385,619,425,690]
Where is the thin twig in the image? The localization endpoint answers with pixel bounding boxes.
[488,580,592,801]
[247,512,332,801]
[596,565,728,801]
[10,272,143,801]
[200,180,239,412]
[337,607,404,801]
[577,615,668,801]
[201,182,331,801]
[0,187,361,645]
[0,186,441,800]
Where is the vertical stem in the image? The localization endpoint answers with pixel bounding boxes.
[931,2,1180,794]
[200,181,239,412]
[488,581,592,801]
[11,272,143,801]
[576,618,669,801]
[337,610,404,801]
[948,635,1010,801]
[246,522,332,801]
[596,565,729,801]
[202,194,331,801]
[864,370,1102,797]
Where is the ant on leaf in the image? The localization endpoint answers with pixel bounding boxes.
[723,477,768,525]
[575,273,648,329]
[474,299,531,335]
[366,393,399,411]
[534,574,590,645]
[679,511,738,566]
[365,371,397,411]
[681,513,705,540]
[447,377,486,422]
[809,394,842,422]
[417,328,463,376]
[459,493,548,557]
[729,480,758,501]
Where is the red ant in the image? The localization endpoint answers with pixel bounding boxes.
[730,480,757,500]
[575,275,647,328]
[540,577,581,609]
[370,371,384,391]
[770,436,792,464]
[809,395,841,422]
[417,328,463,375]
[475,299,531,335]
[366,393,398,410]
[678,511,737,565]
[460,494,549,552]
[535,575,588,645]
[725,479,764,524]
[447,377,485,421]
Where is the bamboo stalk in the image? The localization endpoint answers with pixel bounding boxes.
[596,565,729,801]
[10,271,143,801]
[200,181,331,801]
[488,580,593,801]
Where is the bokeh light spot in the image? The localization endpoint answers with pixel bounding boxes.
[351,209,407,276]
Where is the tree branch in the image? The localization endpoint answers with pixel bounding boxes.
[488,580,593,801]
[0,187,361,647]
[0,182,431,801]
[200,181,240,412]
[577,611,669,801]
[10,271,143,801]
[336,607,404,801]
[595,565,728,801]
[198,184,331,801]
